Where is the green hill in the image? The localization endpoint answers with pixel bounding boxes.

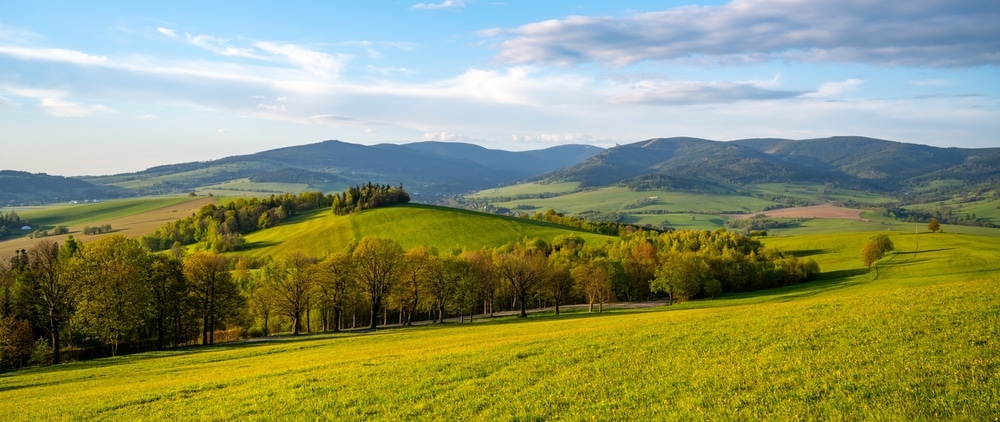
[237,203,615,258]
[0,170,126,206]
[81,140,603,201]
[2,230,997,420]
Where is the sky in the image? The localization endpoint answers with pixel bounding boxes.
[1,0,998,176]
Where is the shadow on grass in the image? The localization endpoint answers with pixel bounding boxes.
[789,248,833,258]
[242,240,281,250]
[893,248,954,255]
[1,330,373,381]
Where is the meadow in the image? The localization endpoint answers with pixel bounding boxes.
[1,231,997,420]
[239,203,613,258]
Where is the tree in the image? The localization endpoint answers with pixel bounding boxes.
[651,252,714,303]
[571,258,614,312]
[25,241,75,364]
[860,242,884,273]
[184,252,243,345]
[928,218,941,233]
[464,249,497,317]
[264,252,316,335]
[393,246,436,326]
[315,252,356,332]
[543,263,573,315]
[871,234,895,255]
[68,235,152,356]
[352,237,405,330]
[443,255,477,323]
[494,241,548,318]
[147,254,187,349]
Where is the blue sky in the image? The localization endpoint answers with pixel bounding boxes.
[1,0,998,176]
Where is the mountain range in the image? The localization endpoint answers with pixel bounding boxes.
[2,136,997,206]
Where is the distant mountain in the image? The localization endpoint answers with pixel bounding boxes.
[83,140,604,200]
[539,136,1000,193]
[0,170,125,206]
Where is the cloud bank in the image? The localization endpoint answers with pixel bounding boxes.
[483,0,1000,67]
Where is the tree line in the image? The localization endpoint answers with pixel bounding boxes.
[0,210,26,238]
[0,226,818,370]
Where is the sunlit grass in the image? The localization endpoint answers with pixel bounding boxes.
[2,231,998,420]
[239,203,614,258]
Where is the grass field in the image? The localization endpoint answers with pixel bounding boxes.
[238,203,614,258]
[486,186,778,215]
[0,196,214,257]
[467,181,582,198]
[1,231,997,420]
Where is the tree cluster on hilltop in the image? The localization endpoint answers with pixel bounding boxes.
[0,225,818,370]
[331,183,409,216]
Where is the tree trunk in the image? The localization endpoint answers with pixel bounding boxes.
[369,298,380,330]
[333,307,342,332]
[306,307,311,333]
[589,300,594,313]
[202,316,210,345]
[49,314,61,365]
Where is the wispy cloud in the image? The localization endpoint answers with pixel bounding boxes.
[412,0,466,10]
[609,81,804,105]
[156,27,176,38]
[801,79,865,99]
[0,45,108,65]
[4,87,114,117]
[482,0,1000,67]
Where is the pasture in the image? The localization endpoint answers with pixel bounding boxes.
[1,231,997,420]
[239,203,614,258]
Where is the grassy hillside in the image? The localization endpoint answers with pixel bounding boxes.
[1,231,997,420]
[238,203,614,258]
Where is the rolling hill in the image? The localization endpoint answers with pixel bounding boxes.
[539,136,1000,193]
[81,140,604,201]
[0,170,126,206]
[238,203,614,258]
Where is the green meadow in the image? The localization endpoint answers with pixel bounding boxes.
[486,186,778,214]
[238,203,614,258]
[2,231,998,420]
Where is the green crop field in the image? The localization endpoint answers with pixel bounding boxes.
[1,231,997,420]
[238,203,614,258]
[468,181,582,198]
[486,186,778,215]
[12,196,199,228]
[746,182,896,204]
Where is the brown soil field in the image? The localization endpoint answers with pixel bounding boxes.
[727,204,864,220]
[0,197,215,257]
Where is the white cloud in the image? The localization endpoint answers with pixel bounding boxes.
[412,0,465,10]
[0,45,108,65]
[4,87,113,117]
[254,41,350,79]
[156,27,176,38]
[609,80,803,105]
[801,79,865,99]
[185,33,261,59]
[483,0,1000,67]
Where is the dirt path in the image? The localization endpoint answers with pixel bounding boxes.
[0,196,215,257]
[727,204,863,220]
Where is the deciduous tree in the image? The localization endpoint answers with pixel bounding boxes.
[69,235,152,356]
[352,237,405,329]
